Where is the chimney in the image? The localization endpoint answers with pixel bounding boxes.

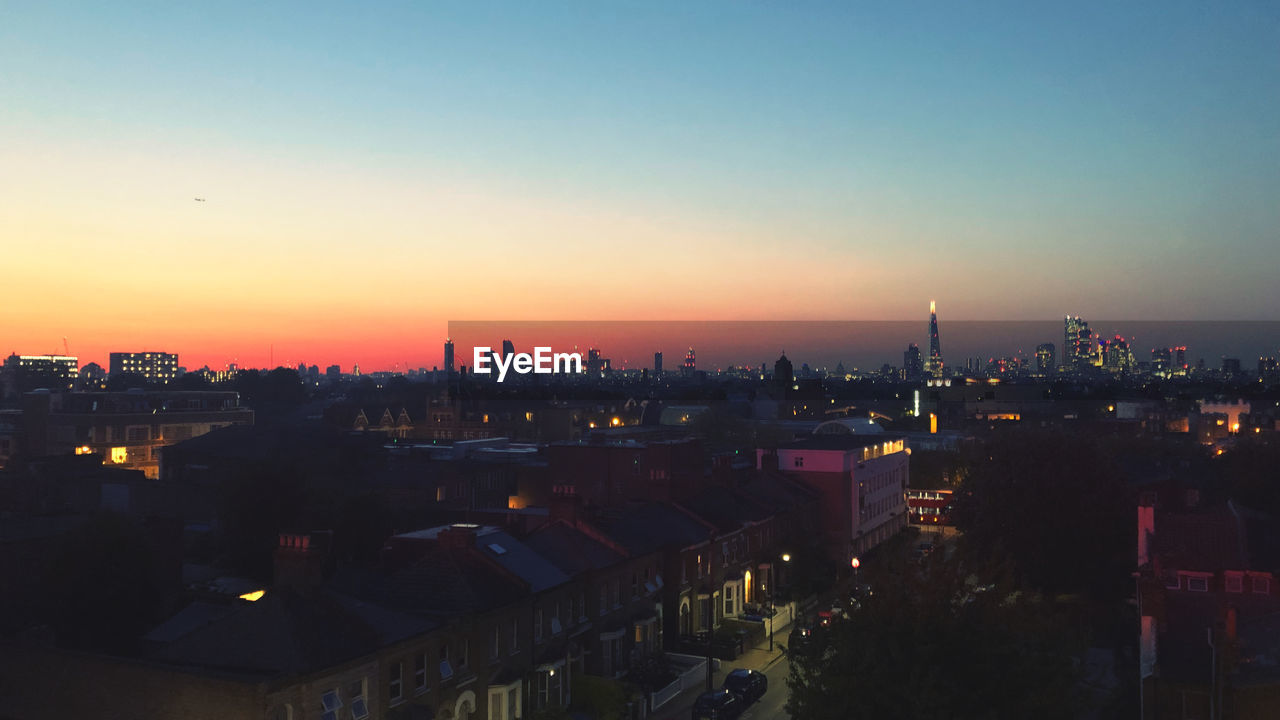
[438,523,478,552]
[550,488,580,524]
[274,531,331,593]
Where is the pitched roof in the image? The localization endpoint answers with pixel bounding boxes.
[148,589,434,677]
[524,522,626,577]
[594,502,713,555]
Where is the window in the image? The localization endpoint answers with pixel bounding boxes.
[599,585,608,616]
[1161,571,1179,590]
[349,679,369,720]
[321,690,341,720]
[1254,576,1272,594]
[578,592,586,622]
[697,555,704,579]
[1186,576,1209,592]
[724,585,734,616]
[439,644,453,680]
[1226,573,1244,593]
[460,638,469,670]
[794,456,804,468]
[491,625,501,660]
[389,661,404,703]
[511,618,519,654]
[414,653,427,691]
[551,602,562,635]
[612,579,621,608]
[631,572,638,598]
[535,608,543,641]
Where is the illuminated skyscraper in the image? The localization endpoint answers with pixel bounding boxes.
[1100,335,1134,375]
[444,338,455,374]
[924,301,944,378]
[1064,315,1098,370]
[1035,343,1056,376]
[682,348,696,377]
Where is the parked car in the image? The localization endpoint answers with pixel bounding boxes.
[723,668,768,703]
[692,688,745,719]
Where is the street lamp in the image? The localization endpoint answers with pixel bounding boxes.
[851,556,861,592]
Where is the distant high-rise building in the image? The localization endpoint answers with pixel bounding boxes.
[586,348,603,376]
[903,344,923,381]
[1151,347,1172,376]
[444,338,455,374]
[501,339,515,360]
[1174,346,1188,375]
[682,348,696,377]
[2,354,79,395]
[1035,343,1056,376]
[109,351,178,382]
[925,301,944,378]
[654,351,663,374]
[1259,356,1279,385]
[1222,357,1242,377]
[1064,315,1099,370]
[325,364,341,379]
[774,353,794,387]
[1100,336,1134,375]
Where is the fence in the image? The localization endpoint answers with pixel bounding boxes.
[649,653,720,711]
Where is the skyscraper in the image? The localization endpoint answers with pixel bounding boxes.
[1064,315,1098,370]
[924,301,944,378]
[444,338,455,374]
[501,339,515,360]
[1035,343,1056,376]
[682,348,696,377]
[903,343,923,381]
[654,351,663,374]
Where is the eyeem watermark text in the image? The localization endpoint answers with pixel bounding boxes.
[473,347,583,382]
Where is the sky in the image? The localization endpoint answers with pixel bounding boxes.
[2,2,1278,370]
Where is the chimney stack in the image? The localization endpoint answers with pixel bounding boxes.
[274,531,331,593]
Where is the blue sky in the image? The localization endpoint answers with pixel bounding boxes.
[2,1,1278,367]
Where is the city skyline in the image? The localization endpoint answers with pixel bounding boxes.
[20,316,1279,376]
[4,2,1279,366]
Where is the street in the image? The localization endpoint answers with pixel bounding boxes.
[738,651,791,719]
[661,650,792,720]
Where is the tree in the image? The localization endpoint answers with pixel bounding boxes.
[949,428,1131,600]
[787,549,1082,720]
